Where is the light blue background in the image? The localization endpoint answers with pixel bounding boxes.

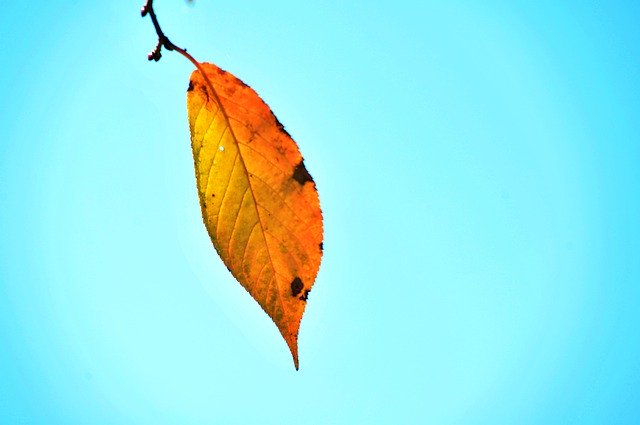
[1,1,639,423]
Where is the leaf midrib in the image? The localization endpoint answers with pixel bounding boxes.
[196,67,291,332]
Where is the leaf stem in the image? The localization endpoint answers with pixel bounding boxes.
[140,0,230,121]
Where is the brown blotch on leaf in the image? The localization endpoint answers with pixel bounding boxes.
[299,289,310,302]
[187,80,194,92]
[291,277,304,297]
[319,242,324,251]
[292,161,314,186]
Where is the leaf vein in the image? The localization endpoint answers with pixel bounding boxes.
[239,222,260,273]
[227,187,250,265]
[263,229,303,272]
[214,153,239,245]
[196,106,221,165]
[251,173,312,228]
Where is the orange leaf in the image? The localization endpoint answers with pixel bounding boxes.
[186,63,323,369]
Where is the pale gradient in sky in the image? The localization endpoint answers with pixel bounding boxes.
[1,1,639,423]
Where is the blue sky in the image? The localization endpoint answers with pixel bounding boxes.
[1,1,639,423]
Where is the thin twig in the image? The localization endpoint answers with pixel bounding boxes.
[141,0,182,61]
[141,0,205,74]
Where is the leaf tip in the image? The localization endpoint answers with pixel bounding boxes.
[285,334,300,370]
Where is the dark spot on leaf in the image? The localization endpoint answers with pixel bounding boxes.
[291,277,304,297]
[187,80,194,92]
[272,112,292,138]
[211,193,215,197]
[319,242,324,251]
[202,85,209,101]
[299,289,310,302]
[292,161,314,186]
[236,77,248,88]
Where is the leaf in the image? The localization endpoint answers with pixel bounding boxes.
[186,63,323,369]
